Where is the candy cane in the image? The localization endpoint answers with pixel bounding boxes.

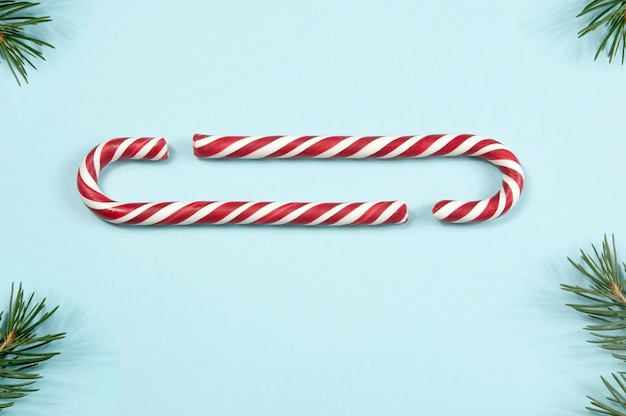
[77,134,524,226]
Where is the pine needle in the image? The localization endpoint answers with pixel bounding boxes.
[0,1,53,85]
[0,283,64,411]
[578,0,626,64]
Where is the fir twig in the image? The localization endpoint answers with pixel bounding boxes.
[0,283,65,411]
[578,0,626,64]
[562,235,626,415]
[0,1,53,85]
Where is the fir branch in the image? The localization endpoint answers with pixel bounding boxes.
[562,235,626,358]
[578,0,626,64]
[562,235,626,415]
[0,1,53,85]
[0,283,65,411]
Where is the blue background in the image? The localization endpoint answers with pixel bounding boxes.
[1,0,625,414]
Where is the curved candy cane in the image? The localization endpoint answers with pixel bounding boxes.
[77,134,524,225]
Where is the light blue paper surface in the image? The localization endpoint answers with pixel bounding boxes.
[1,0,625,414]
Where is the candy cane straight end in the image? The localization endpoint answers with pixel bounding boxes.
[193,133,213,157]
[388,201,409,225]
[400,206,409,224]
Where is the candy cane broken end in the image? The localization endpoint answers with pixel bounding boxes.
[134,137,170,162]
[432,200,474,223]
[384,201,408,225]
[432,197,517,223]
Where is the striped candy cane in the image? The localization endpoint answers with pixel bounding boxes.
[77,134,524,225]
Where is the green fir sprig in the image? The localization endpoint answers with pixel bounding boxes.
[0,1,53,85]
[0,283,65,411]
[562,235,626,415]
[578,0,626,64]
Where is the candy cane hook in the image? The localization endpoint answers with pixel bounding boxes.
[77,134,524,226]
